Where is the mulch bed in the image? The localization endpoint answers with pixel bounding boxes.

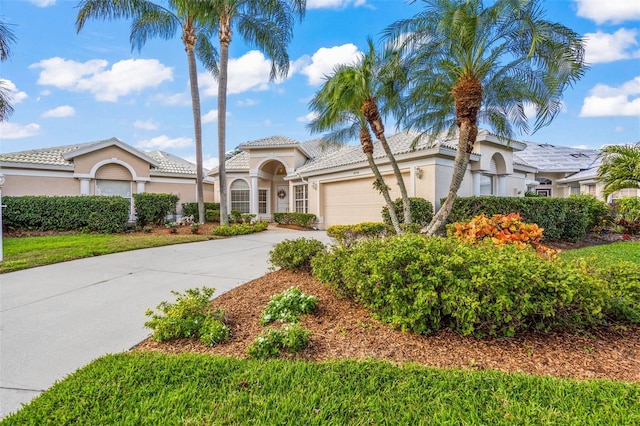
[135,269,640,383]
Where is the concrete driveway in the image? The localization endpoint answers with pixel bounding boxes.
[0,227,331,419]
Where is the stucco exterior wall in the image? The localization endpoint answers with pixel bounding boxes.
[73,146,152,179]
[2,172,78,196]
[145,179,204,214]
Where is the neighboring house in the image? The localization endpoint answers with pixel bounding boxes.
[0,137,215,219]
[207,131,639,230]
[513,142,640,201]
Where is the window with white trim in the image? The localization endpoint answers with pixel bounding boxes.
[294,184,308,213]
[96,179,132,216]
[258,189,267,214]
[479,174,494,196]
[230,180,250,213]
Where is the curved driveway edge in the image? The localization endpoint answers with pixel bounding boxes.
[0,227,331,419]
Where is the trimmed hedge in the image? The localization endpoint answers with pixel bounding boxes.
[326,222,392,246]
[2,195,129,233]
[445,196,593,242]
[182,202,221,222]
[205,209,220,222]
[273,212,317,228]
[133,193,179,226]
[312,234,614,337]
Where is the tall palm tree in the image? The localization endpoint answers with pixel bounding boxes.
[357,38,412,225]
[76,0,218,224]
[308,63,403,234]
[206,0,305,226]
[597,142,640,198]
[384,0,586,235]
[1,20,17,122]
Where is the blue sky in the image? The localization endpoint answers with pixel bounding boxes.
[1,0,639,169]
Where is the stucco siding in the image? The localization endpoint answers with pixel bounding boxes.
[145,181,197,214]
[73,146,151,178]
[2,174,78,196]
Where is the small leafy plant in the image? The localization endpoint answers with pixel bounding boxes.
[144,287,228,344]
[247,323,311,359]
[260,287,318,325]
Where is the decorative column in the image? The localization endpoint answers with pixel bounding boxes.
[80,178,91,196]
[251,176,259,217]
[472,171,482,196]
[497,175,506,196]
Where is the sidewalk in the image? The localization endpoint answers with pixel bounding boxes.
[0,227,331,419]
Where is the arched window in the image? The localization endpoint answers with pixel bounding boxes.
[230,179,250,213]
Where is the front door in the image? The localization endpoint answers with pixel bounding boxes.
[276,185,289,212]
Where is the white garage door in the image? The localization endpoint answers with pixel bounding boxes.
[322,177,392,228]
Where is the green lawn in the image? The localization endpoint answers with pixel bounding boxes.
[0,233,213,273]
[2,352,638,425]
[558,240,640,265]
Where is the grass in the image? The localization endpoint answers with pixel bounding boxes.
[558,241,640,265]
[0,233,212,273]
[2,352,638,425]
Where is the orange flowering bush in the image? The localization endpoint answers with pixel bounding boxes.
[448,213,557,258]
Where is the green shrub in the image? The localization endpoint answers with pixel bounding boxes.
[446,196,591,241]
[569,194,610,231]
[212,221,268,236]
[381,197,434,227]
[587,260,640,323]
[2,195,129,233]
[247,328,284,359]
[205,209,220,222]
[199,316,231,346]
[247,323,312,359]
[273,212,317,228]
[133,193,179,226]
[269,238,326,271]
[327,222,392,246]
[613,197,640,234]
[260,287,318,325]
[312,234,608,337]
[144,287,225,342]
[181,202,220,222]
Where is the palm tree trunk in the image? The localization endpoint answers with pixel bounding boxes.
[363,98,411,225]
[424,121,477,236]
[183,26,205,224]
[217,15,231,226]
[360,126,401,234]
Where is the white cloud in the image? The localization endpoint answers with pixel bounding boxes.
[30,57,173,102]
[297,111,319,123]
[237,98,259,107]
[580,76,640,117]
[41,105,75,118]
[202,110,218,123]
[153,91,190,106]
[264,119,272,126]
[615,126,624,133]
[0,79,28,104]
[136,135,192,150]
[571,144,590,149]
[575,0,640,24]
[0,122,40,139]
[585,29,640,64]
[134,119,158,130]
[200,50,285,96]
[300,44,361,86]
[307,0,367,9]
[28,0,56,7]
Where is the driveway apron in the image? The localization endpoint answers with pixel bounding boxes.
[0,227,331,419]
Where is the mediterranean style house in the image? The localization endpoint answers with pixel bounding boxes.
[1,131,637,229]
[207,130,639,229]
[0,137,215,220]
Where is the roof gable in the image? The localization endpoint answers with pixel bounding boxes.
[62,137,159,167]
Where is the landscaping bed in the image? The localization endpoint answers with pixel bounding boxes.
[135,268,640,383]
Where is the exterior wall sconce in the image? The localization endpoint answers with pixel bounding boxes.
[415,167,423,179]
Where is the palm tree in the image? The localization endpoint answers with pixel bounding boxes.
[384,0,586,235]
[357,38,412,225]
[206,0,305,226]
[308,63,403,234]
[1,20,17,122]
[76,0,218,224]
[597,142,640,198]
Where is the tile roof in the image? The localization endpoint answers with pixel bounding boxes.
[239,135,299,148]
[224,151,250,171]
[513,142,599,172]
[0,139,199,176]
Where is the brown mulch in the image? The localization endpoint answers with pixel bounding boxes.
[135,268,640,383]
